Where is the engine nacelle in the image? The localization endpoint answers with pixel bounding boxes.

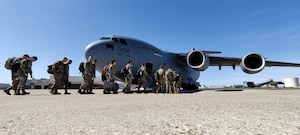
[187,50,210,71]
[240,53,265,74]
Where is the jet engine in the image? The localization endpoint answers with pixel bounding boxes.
[240,53,265,74]
[187,50,210,71]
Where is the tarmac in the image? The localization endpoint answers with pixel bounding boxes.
[0,88,300,134]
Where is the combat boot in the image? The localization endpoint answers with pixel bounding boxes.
[53,90,61,95]
[64,89,71,95]
[77,89,82,94]
[87,90,95,94]
[4,88,11,95]
[15,89,21,95]
[22,90,30,95]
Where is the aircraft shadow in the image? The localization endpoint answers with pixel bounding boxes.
[215,88,244,92]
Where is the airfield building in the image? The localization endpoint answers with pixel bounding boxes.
[25,76,104,89]
[284,77,299,88]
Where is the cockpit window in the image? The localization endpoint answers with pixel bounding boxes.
[119,38,127,45]
[106,44,114,50]
[112,37,118,43]
[100,37,110,40]
[100,37,127,45]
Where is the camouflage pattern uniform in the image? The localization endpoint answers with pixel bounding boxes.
[122,62,133,93]
[154,66,165,93]
[79,61,94,94]
[51,61,65,94]
[62,60,72,94]
[165,67,175,94]
[107,62,116,81]
[174,73,182,93]
[17,58,34,95]
[137,64,148,92]
[103,60,117,94]
[88,60,97,93]
[4,57,22,95]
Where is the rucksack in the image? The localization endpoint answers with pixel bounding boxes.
[167,71,174,81]
[4,57,16,70]
[102,65,109,75]
[137,68,144,78]
[120,66,129,76]
[101,65,109,81]
[79,62,85,73]
[11,61,21,72]
[47,65,54,74]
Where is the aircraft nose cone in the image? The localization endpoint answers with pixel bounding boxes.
[84,40,102,60]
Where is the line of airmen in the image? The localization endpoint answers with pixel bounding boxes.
[3,54,181,95]
[49,56,97,95]
[101,59,182,94]
[154,65,182,94]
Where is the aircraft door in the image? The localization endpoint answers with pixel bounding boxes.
[145,63,153,89]
[145,63,153,76]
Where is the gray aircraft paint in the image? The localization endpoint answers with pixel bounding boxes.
[85,35,300,89]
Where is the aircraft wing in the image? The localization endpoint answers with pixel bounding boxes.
[264,61,300,67]
[209,56,241,66]
[181,50,300,73]
[209,56,300,67]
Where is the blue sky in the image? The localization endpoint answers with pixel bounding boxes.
[1,0,300,86]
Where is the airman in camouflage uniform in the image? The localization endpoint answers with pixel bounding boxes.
[165,67,175,94]
[103,60,117,94]
[154,65,165,93]
[16,56,38,95]
[174,72,182,93]
[107,60,117,81]
[50,57,68,95]
[137,64,148,93]
[4,54,29,95]
[88,59,97,94]
[78,56,94,94]
[122,60,133,93]
[62,59,72,94]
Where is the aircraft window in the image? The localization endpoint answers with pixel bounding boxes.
[100,37,110,40]
[106,44,114,50]
[112,38,118,43]
[119,38,127,45]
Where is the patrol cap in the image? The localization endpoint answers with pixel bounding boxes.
[31,56,38,60]
[23,54,30,58]
[27,56,37,61]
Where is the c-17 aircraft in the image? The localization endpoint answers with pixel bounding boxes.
[84,35,300,89]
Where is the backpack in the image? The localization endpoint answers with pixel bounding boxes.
[120,66,129,76]
[11,61,21,72]
[79,62,85,73]
[4,57,16,70]
[175,75,180,82]
[167,71,174,81]
[47,65,54,74]
[101,65,109,81]
[102,65,109,75]
[136,68,144,78]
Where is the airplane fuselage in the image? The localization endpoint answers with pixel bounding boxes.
[84,35,199,89]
